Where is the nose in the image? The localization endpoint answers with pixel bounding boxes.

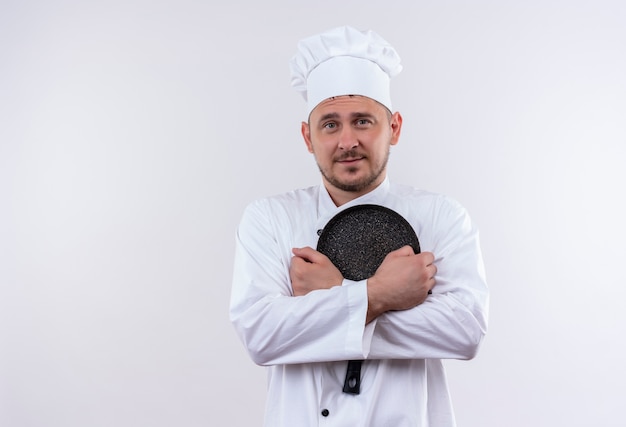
[337,127,358,150]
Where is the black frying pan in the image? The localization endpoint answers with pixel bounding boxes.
[316,204,421,394]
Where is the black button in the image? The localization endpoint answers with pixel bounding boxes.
[321,409,329,417]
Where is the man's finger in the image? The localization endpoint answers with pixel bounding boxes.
[387,245,416,258]
[292,246,325,263]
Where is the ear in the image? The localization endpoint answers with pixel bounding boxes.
[389,112,403,146]
[301,121,314,153]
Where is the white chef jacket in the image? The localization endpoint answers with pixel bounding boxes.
[230,177,489,427]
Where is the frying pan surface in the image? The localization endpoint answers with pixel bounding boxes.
[317,204,420,281]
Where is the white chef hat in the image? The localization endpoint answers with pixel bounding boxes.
[289,26,402,116]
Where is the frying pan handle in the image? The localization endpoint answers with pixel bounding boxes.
[342,359,363,394]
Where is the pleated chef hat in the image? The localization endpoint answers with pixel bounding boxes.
[289,26,402,116]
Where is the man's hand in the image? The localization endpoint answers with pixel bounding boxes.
[290,247,344,296]
[366,246,436,323]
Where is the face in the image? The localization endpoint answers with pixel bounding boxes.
[301,95,402,205]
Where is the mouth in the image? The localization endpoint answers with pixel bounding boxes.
[336,156,365,164]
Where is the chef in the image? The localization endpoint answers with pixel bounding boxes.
[230,25,489,427]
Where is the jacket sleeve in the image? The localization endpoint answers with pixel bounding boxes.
[229,199,374,366]
[367,197,489,360]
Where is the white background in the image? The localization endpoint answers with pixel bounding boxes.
[1,1,625,426]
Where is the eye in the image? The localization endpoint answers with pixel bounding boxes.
[356,118,372,126]
[323,121,337,130]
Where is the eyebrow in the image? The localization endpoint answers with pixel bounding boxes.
[317,112,376,123]
[318,112,340,122]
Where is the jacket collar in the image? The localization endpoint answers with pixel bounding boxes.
[316,177,390,230]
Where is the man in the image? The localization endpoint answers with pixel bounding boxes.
[230,25,489,426]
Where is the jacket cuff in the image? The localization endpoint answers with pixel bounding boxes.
[343,279,376,358]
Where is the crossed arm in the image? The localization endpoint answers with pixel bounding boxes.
[230,199,488,366]
[290,245,437,324]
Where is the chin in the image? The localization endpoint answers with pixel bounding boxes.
[336,178,374,193]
